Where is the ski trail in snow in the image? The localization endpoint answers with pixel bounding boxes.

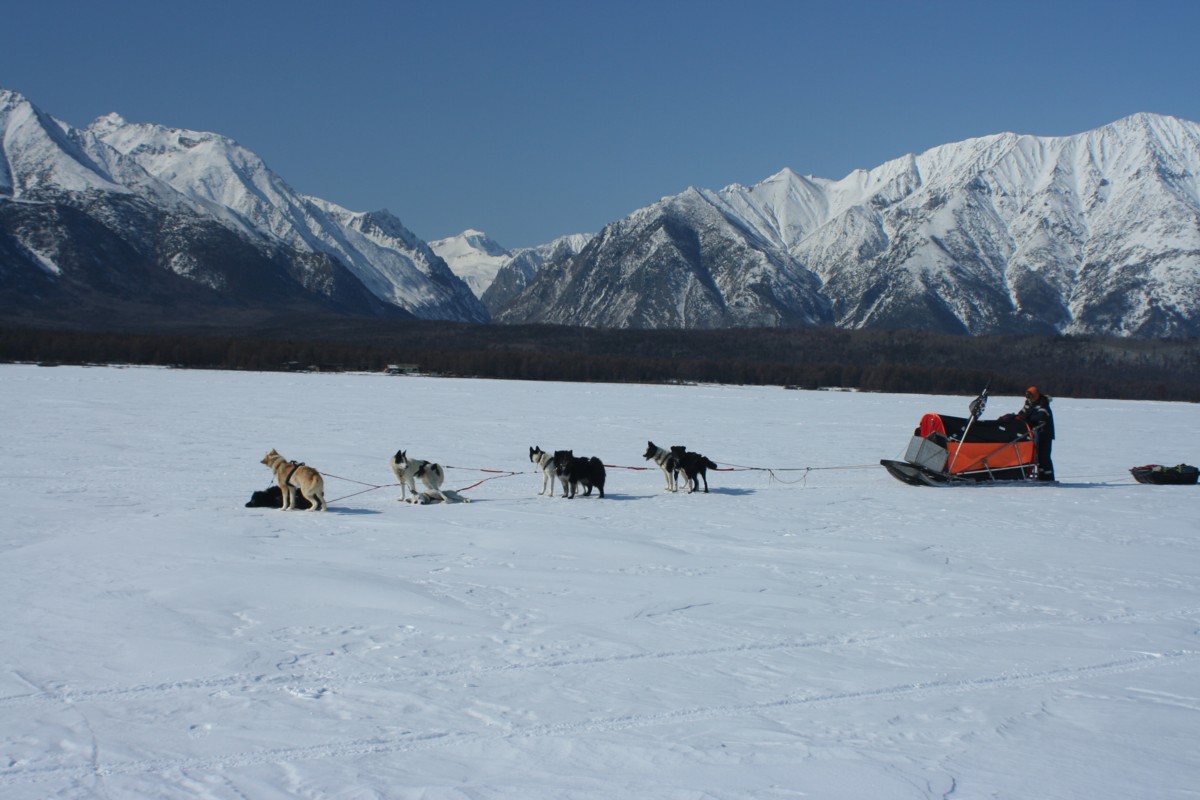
[1,649,1193,789]
[2,604,1196,710]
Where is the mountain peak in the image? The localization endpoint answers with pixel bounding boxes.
[88,112,128,135]
[1113,110,1181,127]
[1100,111,1198,147]
[436,229,510,257]
[0,87,30,110]
[429,230,514,298]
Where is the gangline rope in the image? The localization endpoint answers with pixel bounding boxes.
[313,461,1134,503]
[319,459,884,501]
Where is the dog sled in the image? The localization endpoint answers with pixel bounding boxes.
[881,387,1037,487]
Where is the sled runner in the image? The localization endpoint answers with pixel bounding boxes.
[882,410,1037,487]
[1129,464,1199,485]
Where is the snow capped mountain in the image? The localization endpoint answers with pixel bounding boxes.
[498,189,829,328]
[4,84,1198,338]
[0,90,125,199]
[301,201,486,320]
[431,229,594,315]
[430,229,513,298]
[0,88,487,323]
[499,113,1200,336]
[83,112,487,322]
[490,232,594,316]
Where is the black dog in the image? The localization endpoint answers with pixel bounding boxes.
[552,450,606,498]
[670,446,717,493]
[245,484,312,510]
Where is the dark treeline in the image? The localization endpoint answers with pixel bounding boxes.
[2,317,1198,402]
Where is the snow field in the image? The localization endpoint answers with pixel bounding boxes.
[1,364,1197,799]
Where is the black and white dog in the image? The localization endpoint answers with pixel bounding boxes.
[405,485,471,504]
[643,440,681,492]
[391,450,447,503]
[529,445,558,497]
[670,445,718,494]
[553,450,606,498]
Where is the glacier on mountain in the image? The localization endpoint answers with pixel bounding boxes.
[430,229,514,298]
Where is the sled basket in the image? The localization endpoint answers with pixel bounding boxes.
[882,412,1036,486]
[1130,464,1199,485]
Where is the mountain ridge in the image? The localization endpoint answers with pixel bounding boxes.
[2,85,1197,337]
[495,112,1200,336]
[0,88,487,324]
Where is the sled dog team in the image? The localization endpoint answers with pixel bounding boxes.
[257,440,719,511]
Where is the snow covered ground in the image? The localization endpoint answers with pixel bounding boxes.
[1,363,1198,799]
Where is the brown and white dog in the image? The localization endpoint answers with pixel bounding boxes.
[260,449,326,511]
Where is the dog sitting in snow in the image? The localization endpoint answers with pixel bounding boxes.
[529,445,558,497]
[670,445,718,494]
[553,449,606,499]
[390,450,447,503]
[260,449,326,511]
[643,440,681,492]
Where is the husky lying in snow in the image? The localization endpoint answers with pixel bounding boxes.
[260,449,326,511]
[391,450,446,503]
[643,440,681,492]
[553,450,606,499]
[670,445,718,494]
[404,488,471,504]
[529,445,558,497]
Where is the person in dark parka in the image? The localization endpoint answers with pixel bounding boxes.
[1015,386,1055,481]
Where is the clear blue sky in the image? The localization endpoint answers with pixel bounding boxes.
[5,0,1199,249]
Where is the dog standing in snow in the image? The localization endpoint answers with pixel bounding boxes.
[643,440,681,492]
[260,449,326,511]
[553,449,607,499]
[670,446,718,494]
[391,450,447,503]
[529,445,558,496]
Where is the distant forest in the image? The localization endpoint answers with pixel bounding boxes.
[2,316,1198,402]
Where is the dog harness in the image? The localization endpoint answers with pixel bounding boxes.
[284,461,304,485]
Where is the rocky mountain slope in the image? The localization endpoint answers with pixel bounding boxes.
[496,114,1200,336]
[0,89,486,325]
[4,85,1197,338]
